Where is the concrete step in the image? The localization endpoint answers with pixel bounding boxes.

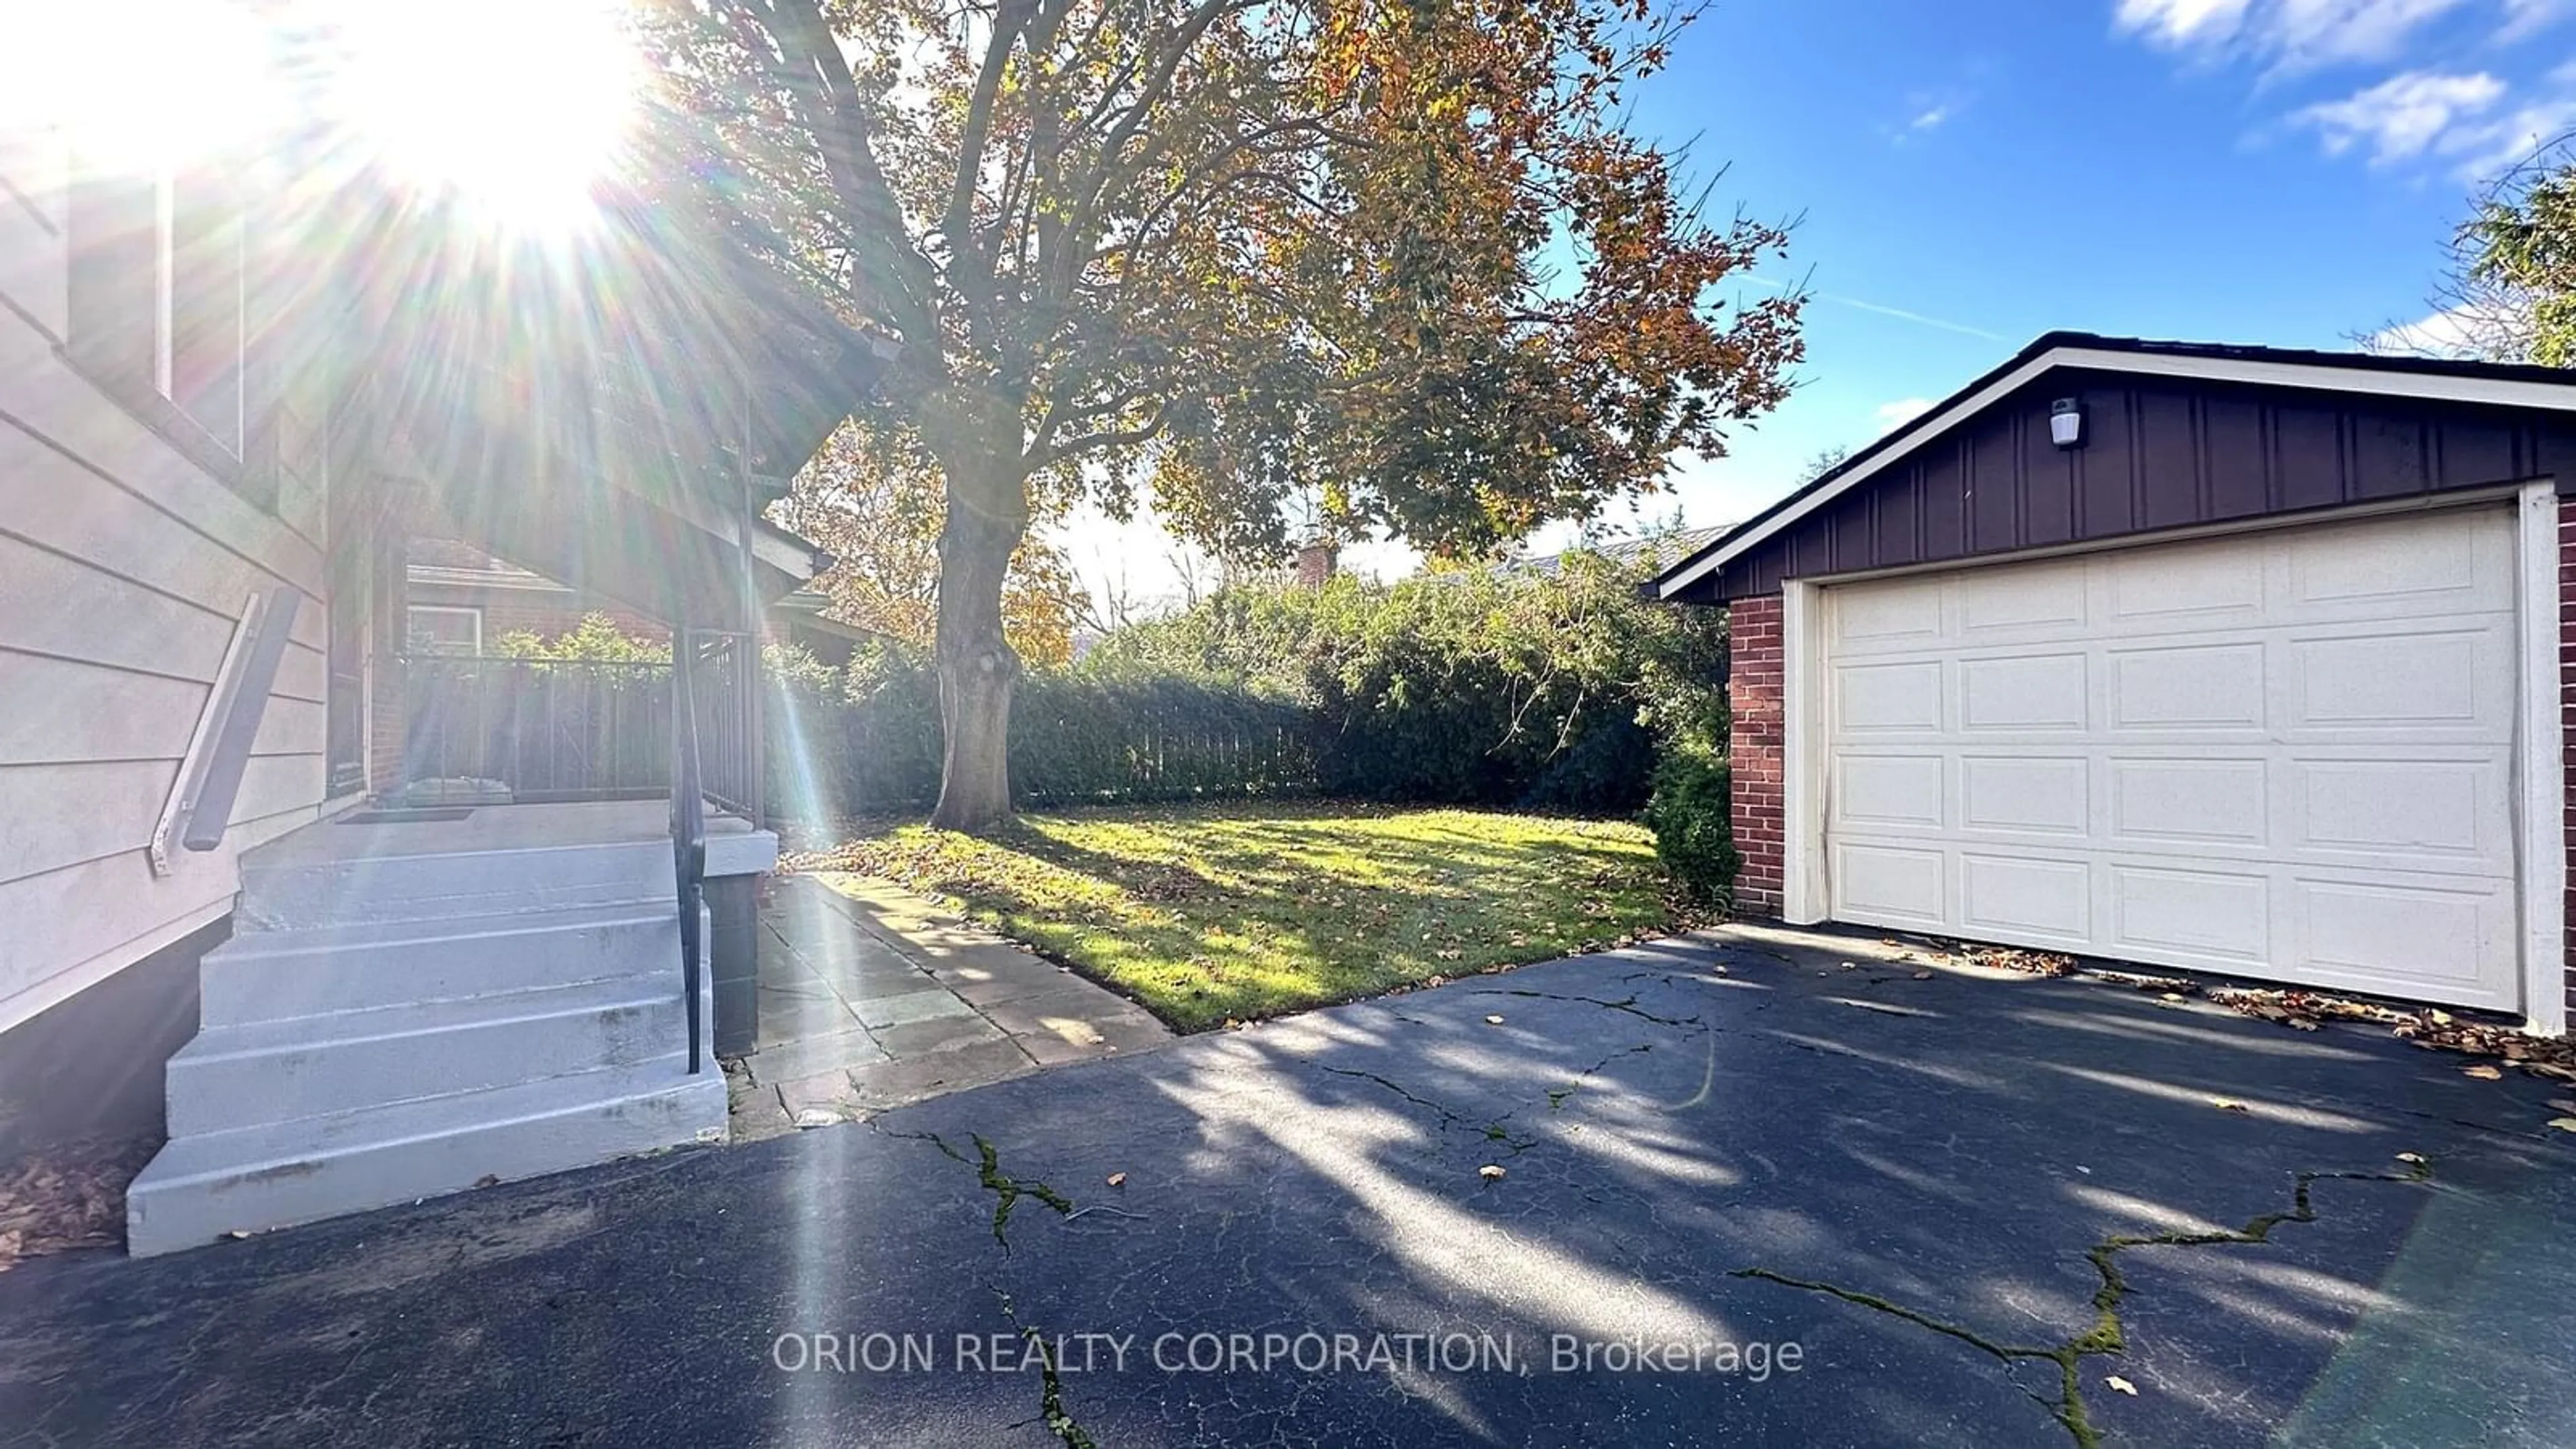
[167,977,692,1137]
[125,1060,728,1258]
[236,839,674,930]
[199,904,682,1026]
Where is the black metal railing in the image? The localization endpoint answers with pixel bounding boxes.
[403,644,761,823]
[689,631,757,818]
[403,655,674,800]
[671,637,708,1076]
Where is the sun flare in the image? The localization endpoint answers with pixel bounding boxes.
[331,0,645,231]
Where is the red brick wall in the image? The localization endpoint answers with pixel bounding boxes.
[1729,594,1784,917]
[2561,502,2575,1024]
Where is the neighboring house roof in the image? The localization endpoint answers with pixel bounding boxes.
[1499,525,1730,579]
[1650,331,2576,602]
[769,588,893,647]
[405,541,888,645]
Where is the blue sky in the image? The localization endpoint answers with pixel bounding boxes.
[1057,0,2576,602]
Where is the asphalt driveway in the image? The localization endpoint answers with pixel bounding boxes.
[5,926,2575,1448]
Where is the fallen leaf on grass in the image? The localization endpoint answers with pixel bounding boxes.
[1106,1172,1127,1187]
[2106,1375,2138,1396]
[1478,1165,1507,1181]
[2464,1065,2504,1081]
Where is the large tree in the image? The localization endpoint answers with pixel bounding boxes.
[2460,140,2576,366]
[2375,137,2576,365]
[776,423,1083,667]
[639,0,1803,828]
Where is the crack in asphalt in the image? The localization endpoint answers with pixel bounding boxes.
[1549,1043,1656,1110]
[1731,1159,2438,1448]
[1320,1066,1472,1127]
[1470,987,1705,1028]
[993,1288,1100,1449]
[1320,1066,1537,1159]
[870,1124,1098,1442]
[882,1126,1076,1250]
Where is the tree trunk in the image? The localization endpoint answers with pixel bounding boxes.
[927,425,1028,833]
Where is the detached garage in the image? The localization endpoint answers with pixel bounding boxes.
[1649,334,2576,1032]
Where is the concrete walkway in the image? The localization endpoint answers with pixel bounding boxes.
[725,873,1172,1134]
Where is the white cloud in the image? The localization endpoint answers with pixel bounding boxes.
[2294,64,2576,178]
[2294,69,2508,161]
[1911,103,1954,130]
[1874,398,1935,432]
[2117,0,2477,69]
[2500,0,2575,42]
[2451,93,2576,176]
[2116,0,2254,48]
[2363,304,2485,355]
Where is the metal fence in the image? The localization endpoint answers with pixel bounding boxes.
[688,631,757,818]
[402,655,674,801]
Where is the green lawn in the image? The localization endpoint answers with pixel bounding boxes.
[789,802,1688,1032]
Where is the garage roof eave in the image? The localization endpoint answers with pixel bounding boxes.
[1649,333,2576,603]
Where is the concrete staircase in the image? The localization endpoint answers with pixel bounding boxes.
[125,829,726,1257]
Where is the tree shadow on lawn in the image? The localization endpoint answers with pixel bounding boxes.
[896,809,1675,1030]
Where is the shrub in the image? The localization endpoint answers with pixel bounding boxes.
[1085,548,1728,812]
[487,612,672,663]
[769,643,1316,815]
[1642,749,1737,908]
[766,541,1734,839]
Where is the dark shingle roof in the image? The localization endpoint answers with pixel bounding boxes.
[1498,525,1731,578]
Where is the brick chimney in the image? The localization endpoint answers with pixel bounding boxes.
[1293,537,1338,590]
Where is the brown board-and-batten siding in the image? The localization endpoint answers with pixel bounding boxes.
[1691,372,2576,602]
[0,114,333,1047]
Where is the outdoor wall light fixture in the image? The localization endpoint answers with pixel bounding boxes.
[2049,398,2085,449]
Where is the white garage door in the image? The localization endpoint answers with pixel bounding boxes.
[1823,504,2524,1011]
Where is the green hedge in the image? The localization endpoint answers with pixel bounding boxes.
[770,548,1739,906]
[1087,550,1729,816]
[771,650,1318,814]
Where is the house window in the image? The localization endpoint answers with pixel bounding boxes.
[407,606,484,657]
[153,168,246,456]
[65,153,260,496]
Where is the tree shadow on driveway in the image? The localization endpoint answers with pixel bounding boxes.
[3,928,2573,1448]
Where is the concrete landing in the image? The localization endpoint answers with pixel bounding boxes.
[727,874,1172,1134]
